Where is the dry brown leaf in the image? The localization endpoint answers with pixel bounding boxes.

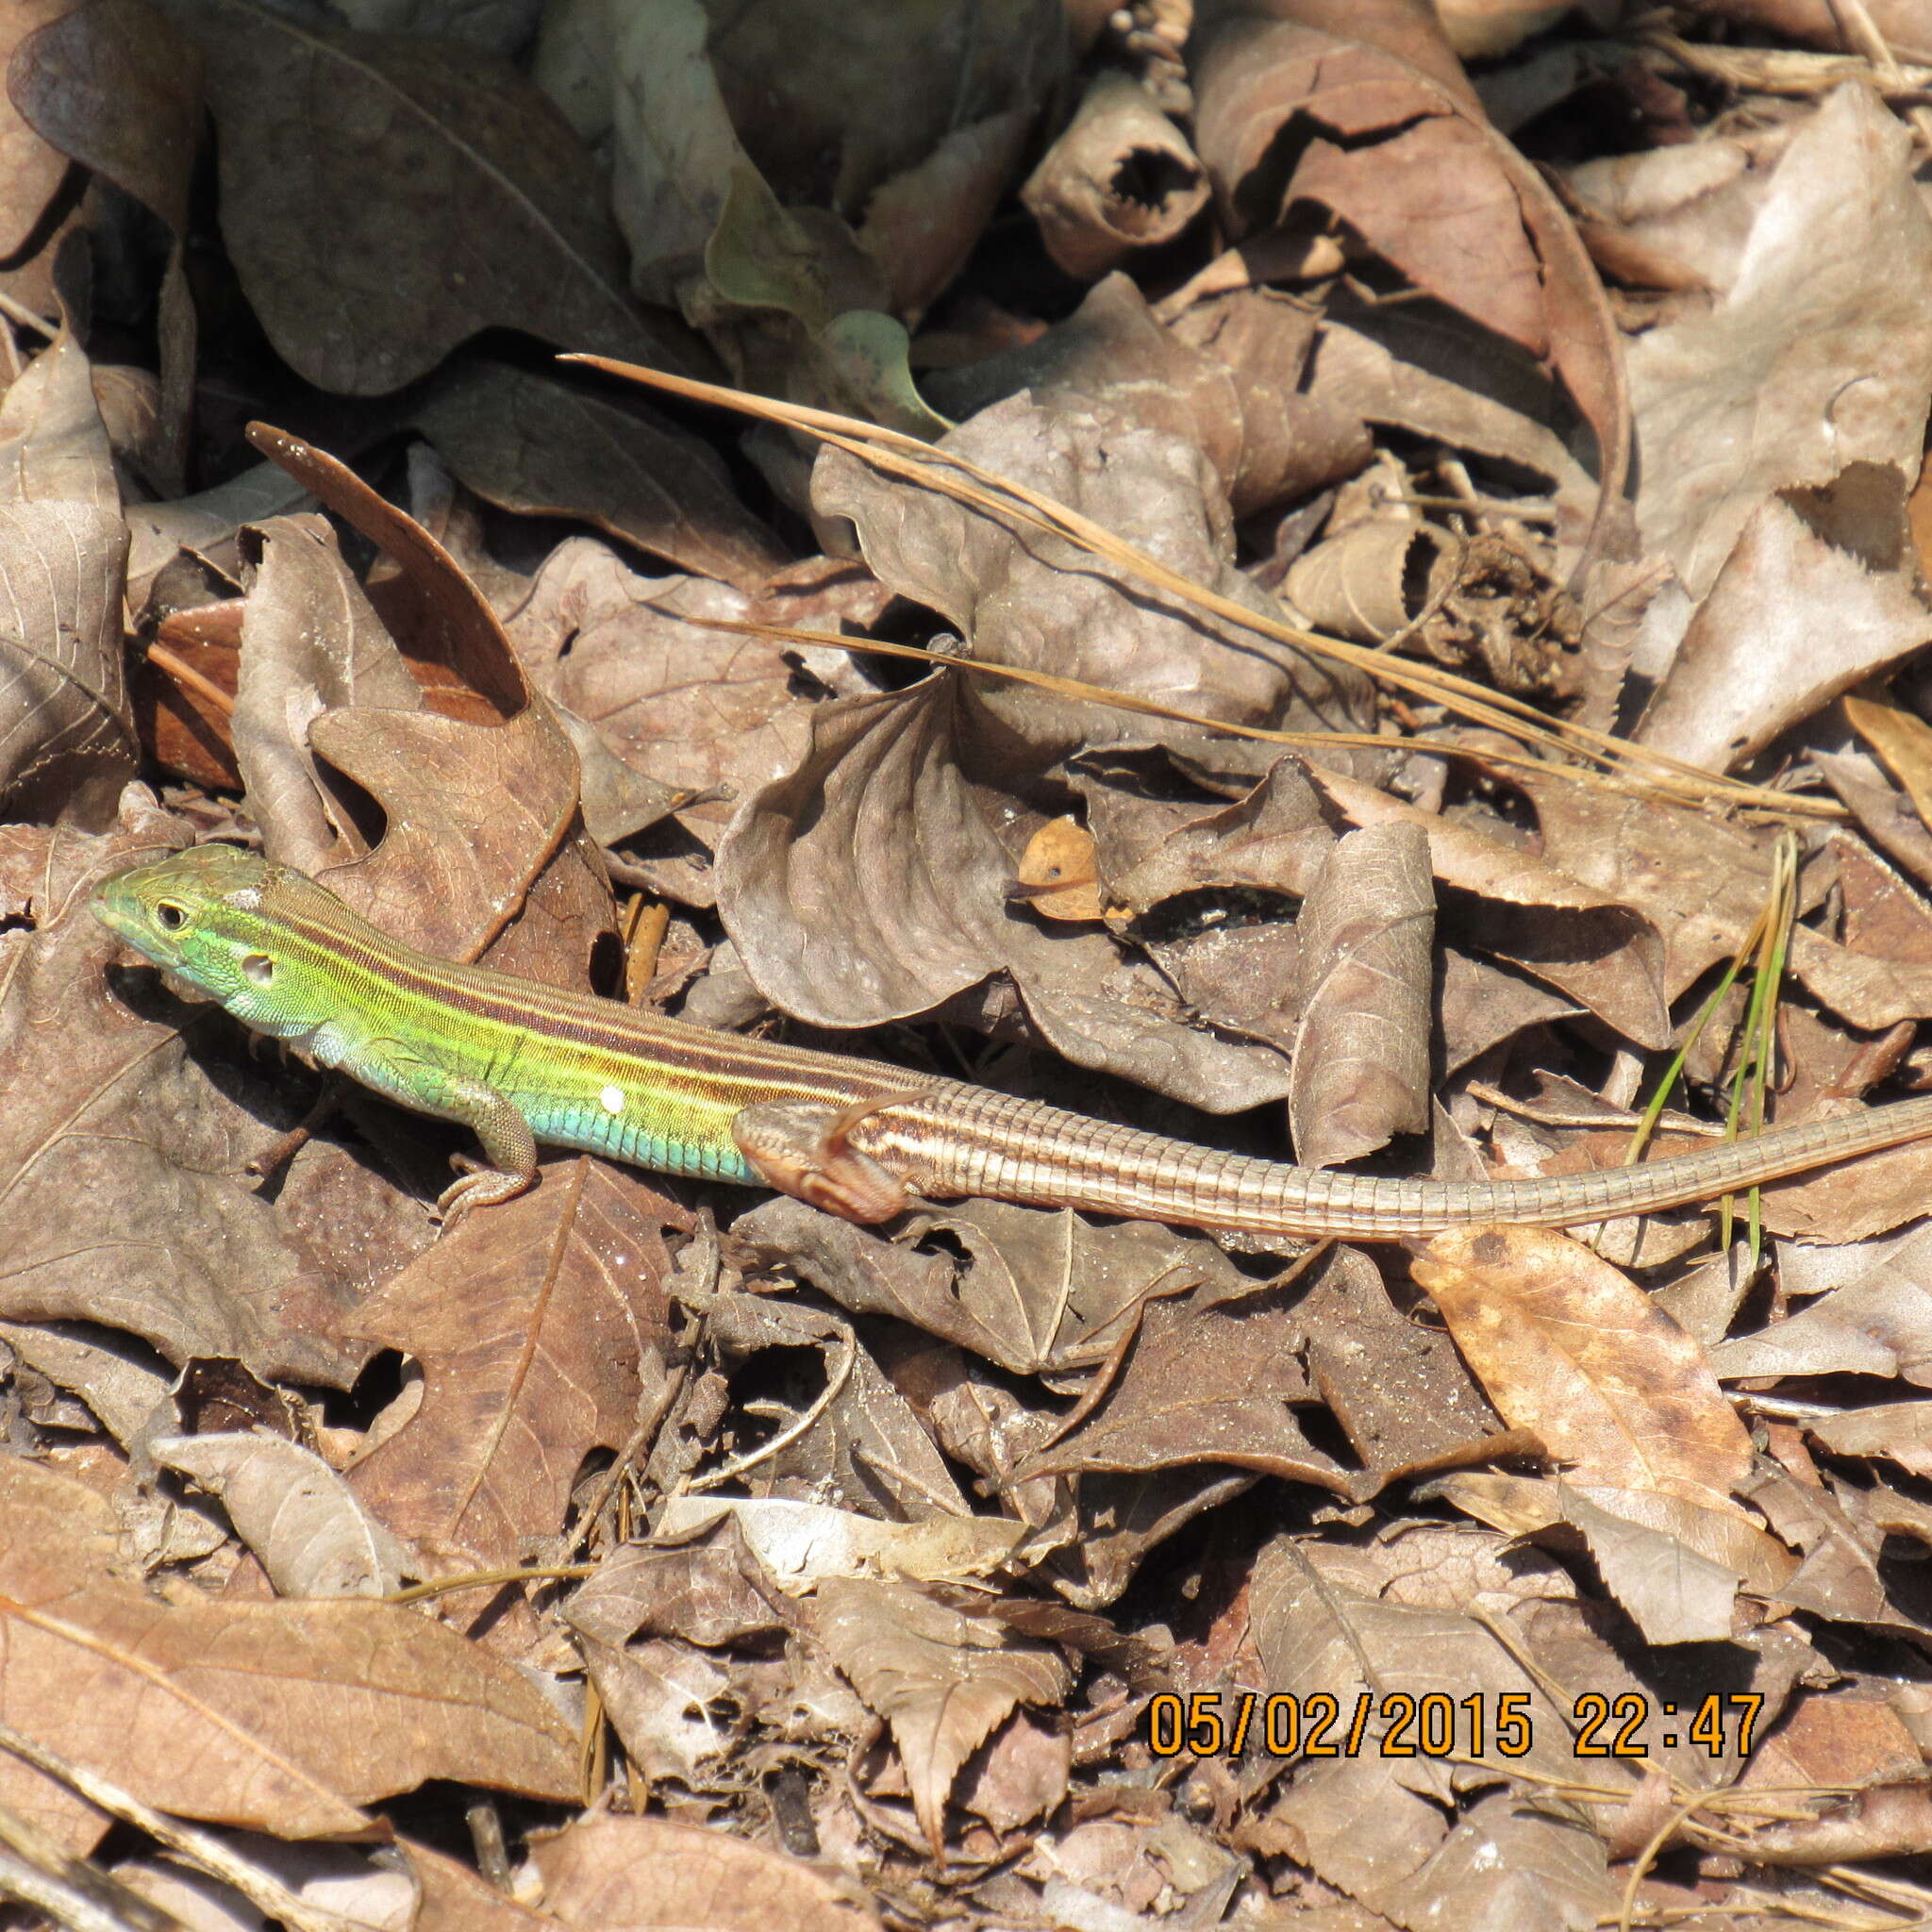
[403,1837,562,1931]
[1636,487,1932,772]
[230,516,426,874]
[1283,517,1460,646]
[1191,0,1628,568]
[344,1161,681,1568]
[564,1531,786,1652]
[1017,1279,1351,1493]
[1413,1225,1755,1511]
[0,325,134,825]
[0,0,83,261]
[1249,1534,1583,1793]
[811,391,1375,754]
[808,1574,1069,1854]
[245,427,614,986]
[858,107,1034,319]
[1628,83,1932,597]
[0,1457,577,1848]
[1805,1400,1932,1477]
[732,1192,1260,1377]
[162,0,703,393]
[409,359,788,593]
[1290,820,1433,1168]
[1108,755,1671,1048]
[1845,687,1932,840]
[928,274,1370,520]
[1300,1244,1500,1472]
[1013,815,1103,923]
[11,0,204,493]
[1715,1236,1924,1391]
[699,1291,974,1516]
[676,0,1060,223]
[716,674,1299,1108]
[502,541,841,865]
[153,1429,419,1598]
[530,1812,878,1932]
[0,1321,173,1451]
[1553,1485,1743,1644]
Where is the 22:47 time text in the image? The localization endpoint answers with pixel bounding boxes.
[1144,1690,1764,1761]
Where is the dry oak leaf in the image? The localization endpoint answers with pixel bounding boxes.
[808,1574,1070,1855]
[344,1160,681,1569]
[1413,1225,1755,1514]
[0,1457,576,1848]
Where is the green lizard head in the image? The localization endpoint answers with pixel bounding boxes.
[92,843,302,1022]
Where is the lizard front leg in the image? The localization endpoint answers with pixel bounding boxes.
[346,1036,539,1225]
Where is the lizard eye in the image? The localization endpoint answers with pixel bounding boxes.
[242,955,275,988]
[154,901,188,933]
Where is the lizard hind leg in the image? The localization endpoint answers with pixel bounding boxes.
[731,1095,919,1224]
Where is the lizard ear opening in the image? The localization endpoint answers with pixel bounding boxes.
[242,954,275,988]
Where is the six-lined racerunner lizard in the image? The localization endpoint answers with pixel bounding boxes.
[91,843,1932,1241]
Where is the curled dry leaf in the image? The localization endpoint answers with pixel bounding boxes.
[152,1429,420,1598]
[230,516,426,875]
[1021,70,1209,279]
[344,1162,681,1569]
[1283,516,1461,645]
[807,1575,1070,1855]
[0,1457,576,1848]
[245,426,613,985]
[1289,820,1434,1168]
[161,0,704,393]
[1413,1225,1755,1513]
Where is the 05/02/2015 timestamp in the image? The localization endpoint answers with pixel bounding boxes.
[1145,1690,1765,1762]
